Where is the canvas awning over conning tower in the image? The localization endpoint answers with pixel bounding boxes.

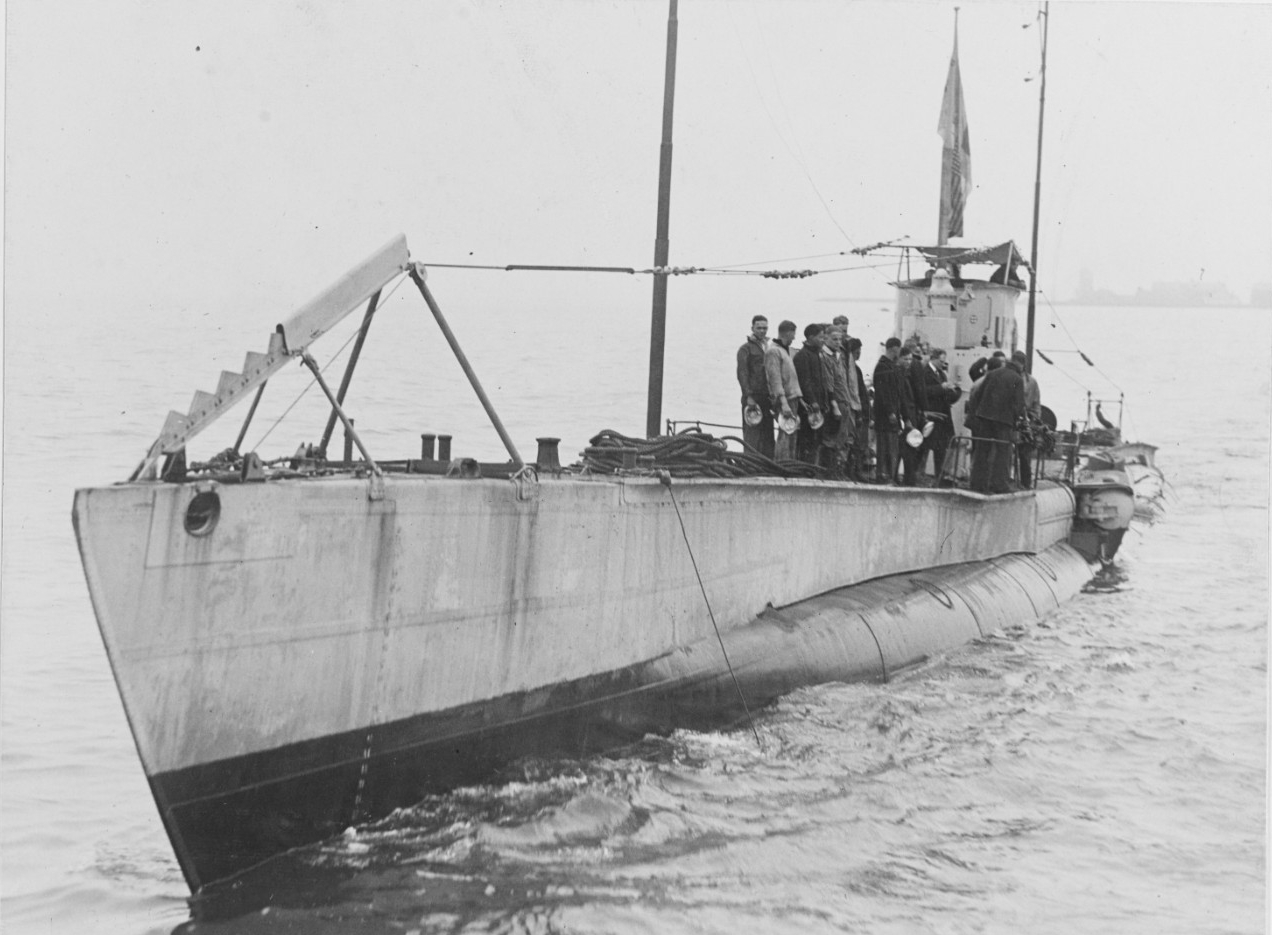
[911,240,1032,274]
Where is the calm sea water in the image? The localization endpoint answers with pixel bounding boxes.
[1,291,1267,934]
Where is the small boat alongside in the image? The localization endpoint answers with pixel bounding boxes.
[1070,464,1137,563]
[1049,394,1167,563]
[1093,439,1168,522]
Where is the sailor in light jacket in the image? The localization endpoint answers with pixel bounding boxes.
[764,320,801,420]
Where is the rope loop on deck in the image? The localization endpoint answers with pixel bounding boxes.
[580,428,824,479]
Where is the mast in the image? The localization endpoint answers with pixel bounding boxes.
[645,0,678,438]
[1025,2,1050,374]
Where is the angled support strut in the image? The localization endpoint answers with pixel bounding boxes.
[408,263,524,469]
[319,289,382,457]
[300,352,382,478]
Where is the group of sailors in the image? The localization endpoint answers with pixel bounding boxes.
[737,315,873,480]
[964,348,1043,493]
[736,315,1042,491]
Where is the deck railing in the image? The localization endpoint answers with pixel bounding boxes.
[666,419,742,437]
[1035,429,1080,485]
[936,435,1021,491]
[667,419,1062,495]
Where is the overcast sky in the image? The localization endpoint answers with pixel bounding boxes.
[5,0,1270,326]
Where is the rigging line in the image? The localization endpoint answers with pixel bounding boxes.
[747,0,865,260]
[250,273,408,451]
[706,250,856,270]
[1118,400,1139,445]
[422,262,638,274]
[1036,290,1082,348]
[1035,353,1092,392]
[417,262,515,271]
[699,269,817,279]
[803,262,905,276]
[660,470,763,752]
[667,262,895,276]
[695,260,890,277]
[408,260,894,279]
[1037,289,1123,393]
[723,2,872,273]
[697,260,891,277]
[249,348,344,451]
[665,260,896,277]
[1086,362,1123,395]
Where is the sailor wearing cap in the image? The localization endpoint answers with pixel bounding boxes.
[737,315,774,458]
[966,352,1027,494]
[921,348,962,483]
[872,337,905,484]
[793,324,830,465]
[764,320,802,461]
[1013,350,1042,487]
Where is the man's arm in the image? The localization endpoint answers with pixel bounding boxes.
[764,348,793,414]
[874,366,898,424]
[965,379,983,422]
[857,367,872,423]
[899,379,917,428]
[793,350,813,402]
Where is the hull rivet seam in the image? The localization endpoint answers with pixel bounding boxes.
[859,614,889,683]
[353,523,398,825]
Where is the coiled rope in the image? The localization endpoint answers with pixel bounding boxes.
[581,428,824,479]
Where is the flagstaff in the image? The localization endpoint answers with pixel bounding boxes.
[1025,2,1050,375]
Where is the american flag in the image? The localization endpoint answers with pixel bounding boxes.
[937,32,972,243]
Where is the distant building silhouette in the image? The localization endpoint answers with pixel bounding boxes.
[1070,270,1242,307]
[1132,281,1240,307]
[1071,268,1124,305]
[1076,268,1095,302]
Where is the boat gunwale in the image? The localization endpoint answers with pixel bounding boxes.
[80,471,1061,501]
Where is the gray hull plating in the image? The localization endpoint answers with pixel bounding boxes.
[73,471,1082,889]
[643,542,1092,718]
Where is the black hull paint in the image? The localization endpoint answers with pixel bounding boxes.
[158,662,737,890]
[157,546,1094,893]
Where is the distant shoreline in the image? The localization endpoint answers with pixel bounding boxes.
[1050,299,1264,310]
[818,295,1267,309]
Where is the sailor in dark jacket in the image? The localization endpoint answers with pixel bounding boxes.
[900,346,931,485]
[921,348,962,482]
[735,315,774,458]
[845,337,871,481]
[871,337,903,483]
[905,343,930,424]
[969,349,1006,382]
[792,323,829,464]
[897,346,923,485]
[966,355,1026,494]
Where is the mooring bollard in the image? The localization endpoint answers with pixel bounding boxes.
[437,435,452,462]
[420,433,436,461]
[535,437,561,472]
